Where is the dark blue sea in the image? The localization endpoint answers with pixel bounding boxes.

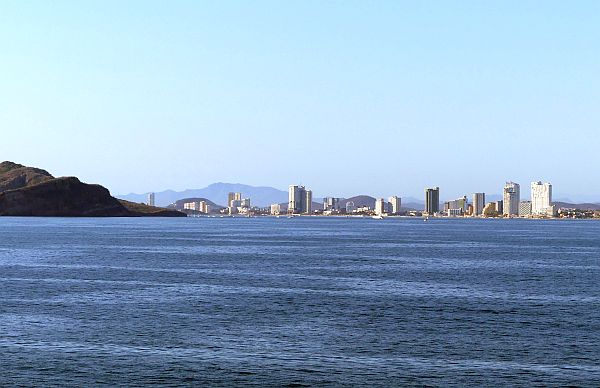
[1,217,599,387]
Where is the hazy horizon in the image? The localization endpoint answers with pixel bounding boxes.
[2,1,598,201]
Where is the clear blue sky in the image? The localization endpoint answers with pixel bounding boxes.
[1,1,598,201]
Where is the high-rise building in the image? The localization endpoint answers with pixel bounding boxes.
[519,201,532,217]
[199,201,209,214]
[228,192,242,207]
[289,185,312,214]
[375,198,386,215]
[304,190,312,214]
[389,196,401,214]
[425,187,440,215]
[323,197,340,211]
[147,192,155,207]
[503,182,520,216]
[472,193,485,216]
[289,185,302,214]
[531,181,552,215]
[495,200,504,214]
[345,201,356,213]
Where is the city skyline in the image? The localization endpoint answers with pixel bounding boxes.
[170,178,561,216]
[125,178,589,207]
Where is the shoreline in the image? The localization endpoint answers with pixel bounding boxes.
[187,214,600,221]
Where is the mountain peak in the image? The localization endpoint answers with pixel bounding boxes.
[0,161,25,173]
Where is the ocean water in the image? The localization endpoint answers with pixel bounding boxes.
[0,217,599,387]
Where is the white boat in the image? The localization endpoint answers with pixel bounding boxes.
[372,215,384,220]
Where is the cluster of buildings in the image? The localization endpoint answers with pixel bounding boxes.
[173,192,251,215]
[183,200,211,213]
[276,185,403,216]
[150,180,598,219]
[374,196,402,216]
[424,181,556,218]
[226,192,251,215]
[288,185,313,214]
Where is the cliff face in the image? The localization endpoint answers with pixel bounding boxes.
[0,161,185,217]
[0,161,53,192]
[0,177,131,216]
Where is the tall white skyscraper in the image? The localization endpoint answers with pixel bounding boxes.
[388,196,401,214]
[147,192,155,207]
[375,198,386,215]
[472,193,485,216]
[503,182,520,216]
[304,190,312,214]
[531,181,552,215]
[289,185,302,214]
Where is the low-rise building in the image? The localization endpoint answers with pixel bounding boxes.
[184,200,209,214]
[444,196,468,216]
[270,203,281,215]
[519,201,532,217]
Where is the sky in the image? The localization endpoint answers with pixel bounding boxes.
[1,1,599,201]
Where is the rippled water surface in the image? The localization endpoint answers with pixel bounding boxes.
[1,217,599,386]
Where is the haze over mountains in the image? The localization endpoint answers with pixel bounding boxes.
[119,183,290,208]
[118,183,425,209]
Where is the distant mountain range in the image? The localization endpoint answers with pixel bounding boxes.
[553,202,600,211]
[118,183,289,207]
